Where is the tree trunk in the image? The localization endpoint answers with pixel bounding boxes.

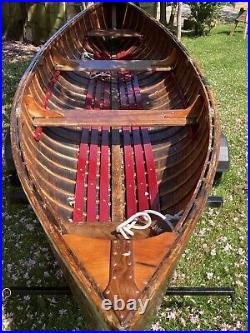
[66,2,81,20]
[168,2,177,28]
[138,2,158,19]
[160,2,167,26]
[176,2,182,41]
[85,2,92,8]
[3,2,30,41]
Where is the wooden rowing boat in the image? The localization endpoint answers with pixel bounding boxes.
[11,2,220,330]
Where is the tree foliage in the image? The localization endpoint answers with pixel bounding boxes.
[187,2,222,36]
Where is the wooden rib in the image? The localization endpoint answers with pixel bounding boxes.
[111,4,117,29]
[12,1,218,329]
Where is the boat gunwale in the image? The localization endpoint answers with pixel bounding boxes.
[10,2,221,329]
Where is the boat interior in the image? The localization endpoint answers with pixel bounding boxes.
[18,2,211,303]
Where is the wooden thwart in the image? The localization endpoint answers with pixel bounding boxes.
[86,29,142,38]
[24,95,201,128]
[52,49,177,72]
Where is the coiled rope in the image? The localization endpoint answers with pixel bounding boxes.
[116,210,182,239]
[82,51,111,80]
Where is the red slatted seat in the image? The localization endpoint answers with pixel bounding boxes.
[118,70,160,218]
[73,51,160,223]
[73,52,111,223]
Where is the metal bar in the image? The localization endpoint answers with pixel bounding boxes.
[165,287,235,301]
[3,287,71,297]
[3,286,235,301]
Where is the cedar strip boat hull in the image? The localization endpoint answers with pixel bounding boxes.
[11,2,220,330]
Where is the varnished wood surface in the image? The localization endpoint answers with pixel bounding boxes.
[86,28,143,38]
[63,234,110,290]
[31,106,199,128]
[63,231,177,293]
[10,2,221,330]
[52,49,176,72]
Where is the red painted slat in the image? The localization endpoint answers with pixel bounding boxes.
[132,74,160,211]
[125,75,149,211]
[126,73,135,109]
[131,74,143,109]
[86,128,99,222]
[86,80,101,222]
[99,81,110,222]
[73,79,95,223]
[116,46,135,60]
[118,73,137,217]
[141,128,160,211]
[123,127,137,217]
[132,128,149,211]
[73,129,89,223]
[118,73,129,109]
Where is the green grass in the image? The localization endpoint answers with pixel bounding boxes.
[2,24,248,330]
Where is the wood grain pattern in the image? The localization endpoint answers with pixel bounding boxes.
[63,234,110,291]
[86,29,142,38]
[52,49,177,72]
[10,2,220,330]
[26,94,201,128]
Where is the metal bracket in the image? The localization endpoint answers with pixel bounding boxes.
[207,196,223,208]
[217,134,230,173]
[214,133,230,185]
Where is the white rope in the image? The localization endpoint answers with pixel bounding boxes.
[81,51,111,80]
[82,51,94,60]
[89,72,111,80]
[116,210,178,240]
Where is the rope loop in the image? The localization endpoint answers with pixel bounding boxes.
[116,210,181,239]
[89,72,111,80]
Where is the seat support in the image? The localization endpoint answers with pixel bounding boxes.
[51,49,177,72]
[25,95,201,128]
[86,29,142,38]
